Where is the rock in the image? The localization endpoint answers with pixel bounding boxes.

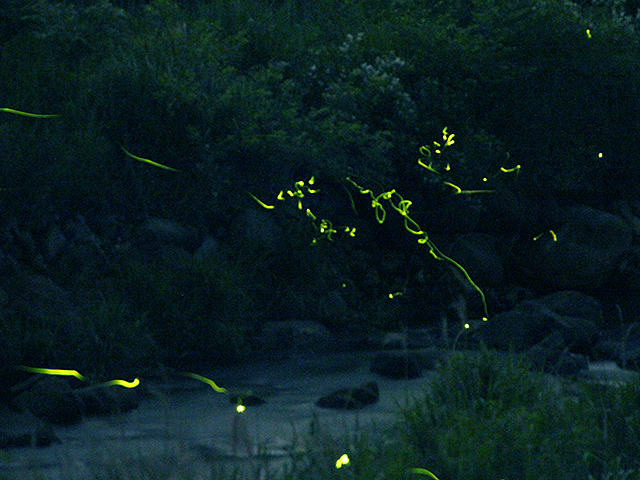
[193,236,224,261]
[553,351,589,376]
[259,320,334,357]
[74,384,140,417]
[519,205,632,290]
[476,291,600,354]
[230,208,283,251]
[11,376,84,426]
[54,241,110,281]
[406,329,436,349]
[370,351,422,379]
[315,382,379,410]
[10,374,140,427]
[141,217,197,245]
[2,272,73,324]
[477,307,555,352]
[583,360,640,386]
[380,332,408,350]
[538,291,601,353]
[527,333,589,375]
[44,224,68,260]
[445,233,505,286]
[375,329,435,350]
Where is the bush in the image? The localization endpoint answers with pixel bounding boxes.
[115,252,254,367]
[399,348,640,479]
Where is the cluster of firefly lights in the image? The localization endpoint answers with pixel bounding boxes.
[4,73,608,475]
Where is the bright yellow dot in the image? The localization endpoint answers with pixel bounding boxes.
[236,404,245,413]
[586,29,592,38]
[336,454,350,468]
[464,323,470,329]
[598,152,603,158]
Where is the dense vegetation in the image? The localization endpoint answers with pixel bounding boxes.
[0,0,639,368]
[1,1,640,478]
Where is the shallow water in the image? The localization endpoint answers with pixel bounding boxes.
[3,351,636,479]
[0,350,436,479]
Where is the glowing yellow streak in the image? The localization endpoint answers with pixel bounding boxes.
[182,372,227,393]
[419,145,432,157]
[372,198,387,223]
[500,164,521,180]
[0,108,60,118]
[410,468,441,480]
[306,209,317,221]
[343,185,358,214]
[586,29,592,38]
[346,177,489,321]
[102,378,140,388]
[533,230,557,242]
[120,145,180,172]
[19,366,139,389]
[19,366,85,381]
[418,159,439,173]
[436,250,489,321]
[246,191,275,209]
[443,130,455,147]
[461,189,495,194]
[443,182,494,195]
[319,219,337,241]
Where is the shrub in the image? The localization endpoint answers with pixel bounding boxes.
[400,350,583,479]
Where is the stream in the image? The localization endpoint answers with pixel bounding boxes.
[1,350,436,479]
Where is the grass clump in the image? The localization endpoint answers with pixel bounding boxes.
[399,349,640,480]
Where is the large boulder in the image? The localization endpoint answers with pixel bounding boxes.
[444,233,505,286]
[315,382,379,410]
[476,290,601,373]
[519,205,632,291]
[10,375,140,426]
[11,376,84,426]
